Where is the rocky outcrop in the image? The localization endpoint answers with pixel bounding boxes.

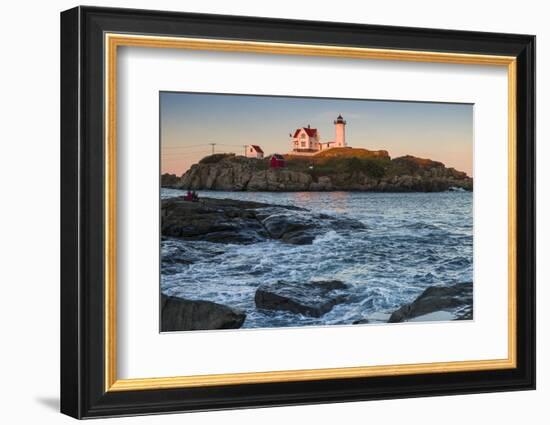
[179,155,263,191]
[161,197,366,245]
[181,162,313,192]
[161,293,246,331]
[309,176,333,191]
[260,210,364,245]
[260,213,320,245]
[161,173,182,188]
[161,197,273,244]
[173,153,472,192]
[247,170,312,191]
[254,280,349,317]
[388,282,473,323]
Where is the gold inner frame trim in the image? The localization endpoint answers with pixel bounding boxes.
[104,33,518,392]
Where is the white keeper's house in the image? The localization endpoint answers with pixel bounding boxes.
[290,114,348,155]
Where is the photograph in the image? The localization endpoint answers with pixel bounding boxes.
[159,92,474,332]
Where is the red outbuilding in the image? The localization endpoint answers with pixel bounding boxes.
[270,154,286,168]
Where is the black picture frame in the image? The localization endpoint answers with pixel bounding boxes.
[61,5,535,419]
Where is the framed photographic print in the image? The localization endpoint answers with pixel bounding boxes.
[60,6,536,419]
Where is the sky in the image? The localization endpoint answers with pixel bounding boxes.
[160,92,473,176]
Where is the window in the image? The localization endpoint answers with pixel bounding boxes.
[301,141,306,147]
[300,133,306,139]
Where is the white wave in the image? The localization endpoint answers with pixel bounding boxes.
[312,230,343,244]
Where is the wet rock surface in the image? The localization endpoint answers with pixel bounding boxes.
[161,197,276,244]
[388,282,473,323]
[258,210,365,245]
[161,238,226,274]
[161,197,366,245]
[161,293,246,331]
[254,280,349,317]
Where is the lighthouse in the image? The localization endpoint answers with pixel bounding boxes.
[334,114,347,147]
[289,115,350,155]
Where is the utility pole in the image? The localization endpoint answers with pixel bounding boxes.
[242,145,247,156]
[208,143,216,155]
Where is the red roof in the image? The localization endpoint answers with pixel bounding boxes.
[293,127,318,138]
[250,145,264,153]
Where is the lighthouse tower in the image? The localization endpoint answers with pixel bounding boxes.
[334,114,347,147]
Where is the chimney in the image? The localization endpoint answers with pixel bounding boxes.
[307,124,310,128]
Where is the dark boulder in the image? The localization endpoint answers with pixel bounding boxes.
[258,209,365,245]
[255,280,349,317]
[161,293,246,331]
[161,197,273,244]
[161,197,366,245]
[260,213,318,245]
[161,239,225,274]
[388,282,473,323]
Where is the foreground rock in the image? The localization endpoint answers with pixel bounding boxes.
[161,238,226,274]
[161,197,366,245]
[388,282,473,323]
[161,293,246,331]
[174,152,473,192]
[255,280,349,317]
[161,197,275,244]
[258,210,364,245]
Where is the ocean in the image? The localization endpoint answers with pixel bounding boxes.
[160,189,473,329]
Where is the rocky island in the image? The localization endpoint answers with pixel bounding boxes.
[162,148,472,192]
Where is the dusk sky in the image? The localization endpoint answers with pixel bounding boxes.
[160,92,473,176]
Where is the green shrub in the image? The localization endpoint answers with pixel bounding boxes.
[298,157,387,179]
[339,157,387,177]
[358,159,386,178]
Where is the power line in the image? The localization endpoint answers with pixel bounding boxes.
[162,152,239,161]
[161,151,212,157]
[161,148,211,153]
[162,144,209,150]
[163,142,246,150]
